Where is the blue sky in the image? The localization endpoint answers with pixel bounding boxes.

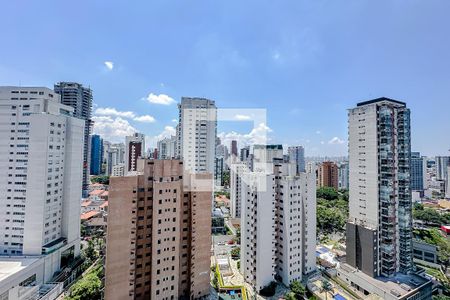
[1,1,450,156]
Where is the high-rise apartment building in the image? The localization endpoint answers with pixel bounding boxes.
[105,143,125,176]
[125,133,145,173]
[436,156,450,181]
[347,98,413,276]
[214,156,225,187]
[54,82,92,197]
[90,134,103,175]
[105,159,211,300]
[288,146,306,174]
[111,164,125,177]
[337,162,349,190]
[176,97,217,174]
[157,136,177,159]
[230,162,247,218]
[253,144,283,172]
[317,161,339,190]
[240,159,316,291]
[240,146,250,163]
[231,140,238,157]
[339,98,432,300]
[0,86,82,269]
[446,166,450,199]
[411,152,424,191]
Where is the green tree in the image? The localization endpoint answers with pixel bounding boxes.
[90,175,109,185]
[66,268,102,300]
[290,280,306,299]
[285,292,297,300]
[231,247,240,259]
[322,280,333,300]
[222,171,230,187]
[317,187,339,200]
[82,240,98,264]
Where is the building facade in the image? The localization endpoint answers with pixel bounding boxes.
[317,161,339,190]
[230,162,247,218]
[54,82,92,197]
[125,133,145,173]
[240,158,316,291]
[0,86,82,277]
[90,134,103,175]
[338,162,349,190]
[105,159,211,300]
[288,146,306,174]
[157,136,177,160]
[336,97,436,300]
[176,97,217,174]
[411,152,424,191]
[347,97,413,277]
[436,156,450,181]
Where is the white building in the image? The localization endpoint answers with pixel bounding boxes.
[0,257,63,300]
[0,87,83,298]
[105,143,125,176]
[0,87,82,258]
[177,97,217,174]
[240,159,316,291]
[157,136,177,160]
[230,162,247,218]
[111,164,125,177]
[125,133,145,173]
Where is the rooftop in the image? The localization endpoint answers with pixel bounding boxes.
[0,257,41,282]
[357,97,406,107]
[81,211,101,220]
[339,263,430,299]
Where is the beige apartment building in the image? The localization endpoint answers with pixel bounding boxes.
[104,159,211,300]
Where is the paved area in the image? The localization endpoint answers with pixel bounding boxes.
[213,234,235,256]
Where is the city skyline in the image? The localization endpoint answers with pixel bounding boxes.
[1,1,450,156]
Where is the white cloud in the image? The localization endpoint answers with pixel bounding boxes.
[320,141,325,145]
[316,130,321,134]
[95,107,156,123]
[95,107,136,118]
[146,126,176,147]
[104,61,114,70]
[92,116,136,143]
[328,137,345,145]
[171,119,178,123]
[144,93,175,105]
[234,114,251,121]
[218,123,272,147]
[133,115,156,123]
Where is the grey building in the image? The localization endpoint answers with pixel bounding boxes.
[436,156,450,181]
[413,240,438,264]
[288,146,305,174]
[240,146,250,162]
[54,82,93,197]
[411,152,424,191]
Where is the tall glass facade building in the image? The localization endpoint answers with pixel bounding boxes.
[410,152,424,191]
[90,134,103,175]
